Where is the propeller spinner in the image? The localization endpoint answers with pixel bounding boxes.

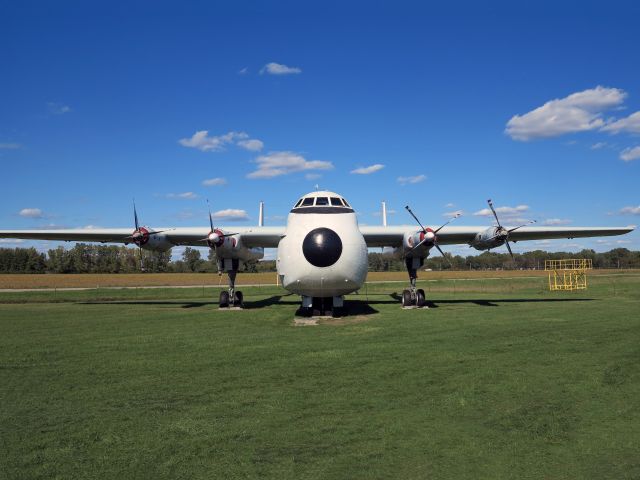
[404,205,461,264]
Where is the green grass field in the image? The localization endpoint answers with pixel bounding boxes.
[1,274,639,479]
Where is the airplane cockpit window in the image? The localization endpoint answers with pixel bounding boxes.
[294,199,303,208]
[342,198,351,207]
[330,197,342,206]
[315,197,329,206]
[301,197,314,206]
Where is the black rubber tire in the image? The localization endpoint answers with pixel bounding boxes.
[233,291,243,307]
[416,289,426,307]
[219,291,229,308]
[402,289,412,307]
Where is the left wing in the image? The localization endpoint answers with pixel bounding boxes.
[360,225,635,248]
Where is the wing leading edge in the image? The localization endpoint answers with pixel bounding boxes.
[0,226,286,248]
[359,225,635,248]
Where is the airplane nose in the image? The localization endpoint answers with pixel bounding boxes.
[302,227,343,267]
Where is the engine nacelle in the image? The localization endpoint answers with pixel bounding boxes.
[471,226,507,251]
[403,229,435,257]
[210,234,264,272]
[130,227,174,252]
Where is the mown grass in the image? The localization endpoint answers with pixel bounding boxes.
[1,269,637,289]
[1,275,639,479]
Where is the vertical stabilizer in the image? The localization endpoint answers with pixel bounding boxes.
[259,201,264,227]
[382,201,387,227]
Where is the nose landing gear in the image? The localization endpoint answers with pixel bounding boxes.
[299,295,344,317]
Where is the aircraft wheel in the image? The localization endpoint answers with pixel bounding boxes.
[234,291,244,308]
[219,291,229,308]
[401,289,412,307]
[416,289,426,307]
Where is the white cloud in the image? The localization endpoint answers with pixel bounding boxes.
[166,192,198,200]
[19,208,44,218]
[238,67,248,75]
[505,86,626,141]
[83,225,103,229]
[620,205,640,215]
[260,62,302,75]
[305,173,322,180]
[542,218,572,226]
[179,130,263,153]
[620,146,640,162]
[350,164,385,175]
[443,210,464,218]
[247,151,333,179]
[602,111,640,134]
[211,209,249,221]
[0,143,21,149]
[237,139,264,152]
[591,142,607,150]
[444,203,455,208]
[47,102,71,114]
[202,177,227,187]
[473,205,529,217]
[397,174,426,185]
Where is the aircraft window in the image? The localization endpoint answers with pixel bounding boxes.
[315,197,329,206]
[330,197,342,206]
[294,199,303,208]
[301,197,314,206]
[342,199,351,207]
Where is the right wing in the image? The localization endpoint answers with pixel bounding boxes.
[0,226,287,248]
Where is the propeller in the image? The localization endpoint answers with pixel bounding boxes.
[486,199,536,259]
[124,201,173,271]
[404,205,461,265]
[200,200,238,255]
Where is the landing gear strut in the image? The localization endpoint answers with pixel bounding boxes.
[218,261,243,309]
[401,257,427,308]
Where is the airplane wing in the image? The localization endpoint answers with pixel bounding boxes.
[0,226,286,248]
[359,225,635,248]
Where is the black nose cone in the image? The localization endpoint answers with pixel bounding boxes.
[302,228,343,267]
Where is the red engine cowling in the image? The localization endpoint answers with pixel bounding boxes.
[131,227,174,252]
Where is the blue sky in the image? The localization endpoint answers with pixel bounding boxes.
[1,0,639,257]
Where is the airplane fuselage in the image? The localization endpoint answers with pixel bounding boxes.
[277,193,368,297]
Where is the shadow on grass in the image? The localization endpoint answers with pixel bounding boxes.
[388,292,595,308]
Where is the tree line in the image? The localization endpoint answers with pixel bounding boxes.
[0,244,638,274]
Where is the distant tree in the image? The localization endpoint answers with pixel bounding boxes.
[182,247,204,272]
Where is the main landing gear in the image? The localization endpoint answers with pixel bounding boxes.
[401,257,427,308]
[218,264,244,309]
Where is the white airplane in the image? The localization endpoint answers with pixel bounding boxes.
[0,190,634,315]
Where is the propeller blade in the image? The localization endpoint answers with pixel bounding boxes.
[207,199,215,231]
[434,212,461,234]
[138,246,145,272]
[434,244,452,266]
[487,199,502,228]
[508,220,536,233]
[133,200,140,231]
[405,205,427,232]
[409,237,430,253]
[505,240,514,260]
